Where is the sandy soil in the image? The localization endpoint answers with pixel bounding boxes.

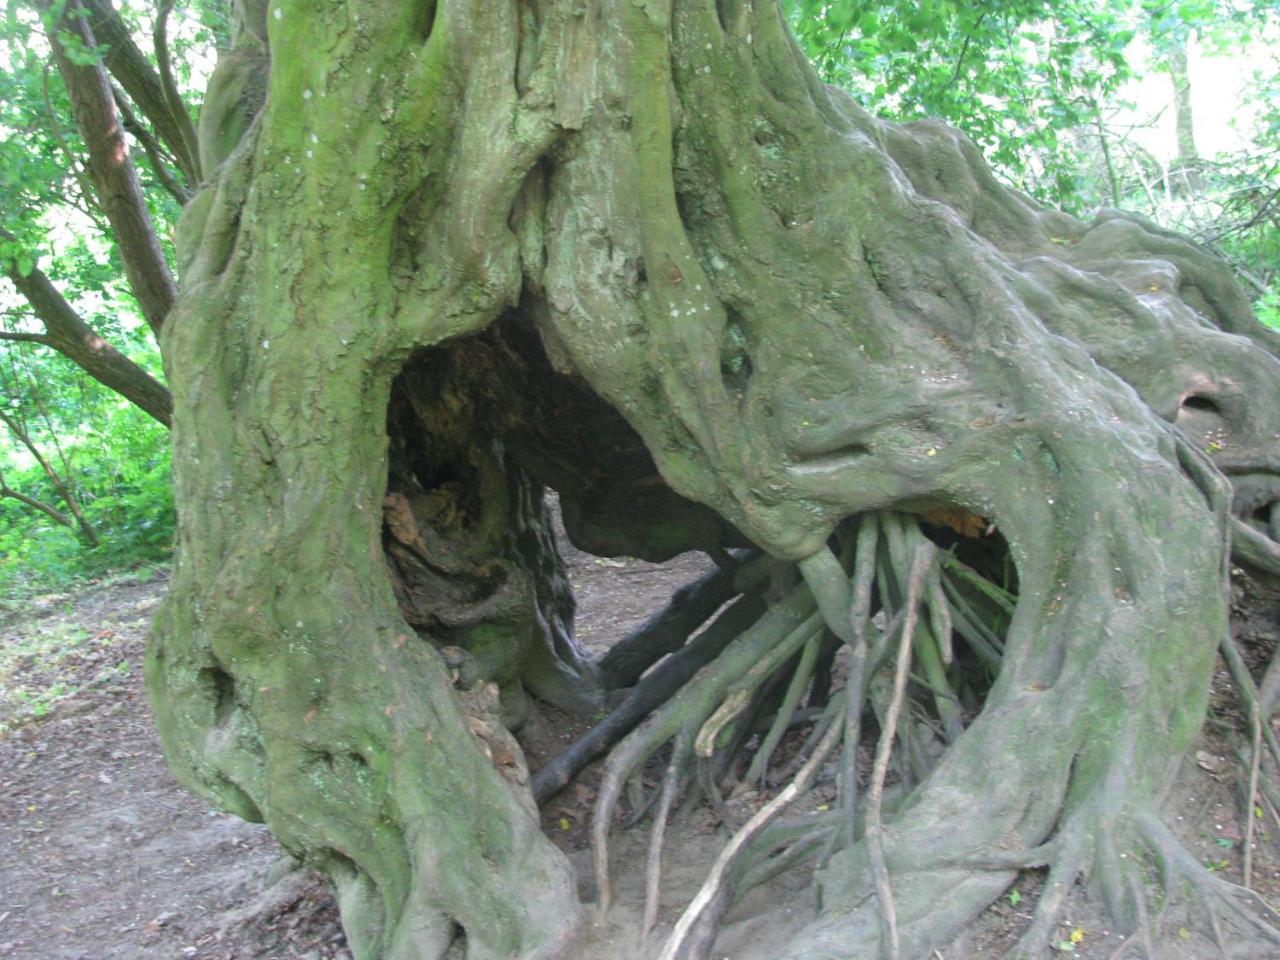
[1,540,1277,959]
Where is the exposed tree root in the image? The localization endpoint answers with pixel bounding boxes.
[863,540,937,960]
[642,732,691,944]
[567,493,1280,960]
[1137,814,1280,942]
[1221,630,1280,774]
[741,633,822,788]
[1244,700,1263,890]
[1004,826,1085,960]
[991,793,1280,960]
[591,582,820,913]
[659,717,845,960]
[1233,517,1280,577]
[584,510,1038,956]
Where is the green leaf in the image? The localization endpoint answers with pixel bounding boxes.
[15,254,34,278]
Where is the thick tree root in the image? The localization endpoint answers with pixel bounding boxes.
[658,716,845,960]
[1137,814,1280,945]
[591,582,819,912]
[1233,517,1280,577]
[1220,630,1280,774]
[532,590,766,804]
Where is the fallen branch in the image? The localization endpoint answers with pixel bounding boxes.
[657,704,845,960]
[532,591,765,805]
[598,552,758,689]
[866,539,937,960]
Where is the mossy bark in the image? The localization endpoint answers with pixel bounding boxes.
[149,1,1280,958]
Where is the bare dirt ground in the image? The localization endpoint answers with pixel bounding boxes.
[1,538,1278,960]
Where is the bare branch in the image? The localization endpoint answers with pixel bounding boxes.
[0,408,99,545]
[0,476,76,530]
[154,0,203,184]
[0,331,54,346]
[113,84,190,204]
[40,62,109,230]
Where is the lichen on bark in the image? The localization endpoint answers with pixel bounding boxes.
[148,1,1280,958]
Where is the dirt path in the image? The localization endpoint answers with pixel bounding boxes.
[0,575,338,960]
[1,545,1276,959]
[0,528,712,960]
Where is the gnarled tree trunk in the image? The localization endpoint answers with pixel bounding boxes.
[149,2,1280,959]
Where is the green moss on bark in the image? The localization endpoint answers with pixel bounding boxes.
[149,1,1280,958]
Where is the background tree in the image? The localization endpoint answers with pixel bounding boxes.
[785,0,1280,316]
[0,0,217,592]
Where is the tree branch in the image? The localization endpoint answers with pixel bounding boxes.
[0,408,99,546]
[79,0,200,184]
[0,475,76,530]
[2,245,172,426]
[113,84,190,205]
[42,0,177,336]
[154,0,203,184]
[41,61,109,229]
[0,330,54,346]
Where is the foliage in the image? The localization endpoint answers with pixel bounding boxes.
[784,0,1280,323]
[784,0,1137,208]
[0,0,205,597]
[0,363,173,601]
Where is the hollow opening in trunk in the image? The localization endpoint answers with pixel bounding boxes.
[372,305,1027,949]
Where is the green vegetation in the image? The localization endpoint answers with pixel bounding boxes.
[0,0,217,598]
[786,0,1280,326]
[0,386,172,601]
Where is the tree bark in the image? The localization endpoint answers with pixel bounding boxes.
[149,2,1280,958]
[1166,34,1203,193]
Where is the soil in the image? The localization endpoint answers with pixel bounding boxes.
[1,534,1277,960]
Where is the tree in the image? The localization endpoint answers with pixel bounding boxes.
[119,0,1280,958]
[0,0,196,580]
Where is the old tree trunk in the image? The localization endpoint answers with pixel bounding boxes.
[149,1,1280,958]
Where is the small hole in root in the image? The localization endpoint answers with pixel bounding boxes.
[720,307,754,398]
[1181,394,1221,413]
